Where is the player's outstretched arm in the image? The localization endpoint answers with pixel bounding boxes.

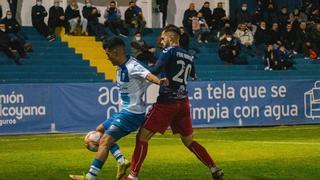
[146,73,169,86]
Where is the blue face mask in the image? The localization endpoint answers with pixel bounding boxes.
[7,15,12,19]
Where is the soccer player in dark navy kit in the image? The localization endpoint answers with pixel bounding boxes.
[126,27,224,180]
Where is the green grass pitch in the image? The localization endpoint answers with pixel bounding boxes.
[0,125,320,180]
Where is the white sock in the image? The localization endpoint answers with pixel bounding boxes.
[117,156,126,165]
[128,174,138,180]
[86,172,97,180]
[210,167,218,173]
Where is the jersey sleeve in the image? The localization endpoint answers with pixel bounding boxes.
[130,61,151,79]
[150,48,171,75]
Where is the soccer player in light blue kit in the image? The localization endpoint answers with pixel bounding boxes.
[70,37,168,180]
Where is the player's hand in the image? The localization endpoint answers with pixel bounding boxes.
[160,78,169,86]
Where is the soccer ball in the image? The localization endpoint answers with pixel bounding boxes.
[84,131,102,152]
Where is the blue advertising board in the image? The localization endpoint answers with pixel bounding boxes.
[0,80,320,135]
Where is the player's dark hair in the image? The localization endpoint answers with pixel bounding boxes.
[103,36,125,50]
[163,24,181,36]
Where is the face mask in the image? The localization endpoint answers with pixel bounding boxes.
[7,15,12,19]
[135,37,141,41]
[54,3,59,7]
[86,3,92,7]
[261,26,266,30]
[0,29,5,32]
[242,6,247,11]
[226,37,232,41]
[36,2,42,6]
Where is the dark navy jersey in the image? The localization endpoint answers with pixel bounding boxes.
[151,46,195,100]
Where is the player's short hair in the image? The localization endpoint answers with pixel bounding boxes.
[163,24,181,36]
[103,37,125,50]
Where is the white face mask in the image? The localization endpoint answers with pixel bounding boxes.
[86,3,92,7]
[0,29,5,32]
[242,6,247,11]
[226,37,232,42]
[54,3,59,7]
[261,26,266,30]
[135,37,141,41]
[36,2,42,6]
[7,15,12,19]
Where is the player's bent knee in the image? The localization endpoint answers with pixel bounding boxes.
[96,124,105,133]
[138,128,154,142]
[99,134,115,148]
[180,134,194,147]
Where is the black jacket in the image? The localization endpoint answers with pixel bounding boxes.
[278,12,289,28]
[254,27,269,45]
[82,6,100,24]
[65,5,81,21]
[48,6,65,25]
[199,7,212,24]
[1,17,20,33]
[295,28,310,42]
[31,5,48,24]
[237,10,251,24]
[156,0,168,13]
[212,8,226,21]
[0,30,11,46]
[218,39,240,63]
[180,32,190,51]
[183,9,197,24]
[268,29,281,44]
[281,29,296,49]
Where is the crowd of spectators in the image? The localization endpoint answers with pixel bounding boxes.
[30,0,147,41]
[1,0,320,69]
[182,1,320,70]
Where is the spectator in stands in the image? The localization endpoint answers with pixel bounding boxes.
[251,9,264,26]
[212,2,227,31]
[309,8,320,23]
[0,23,26,65]
[265,2,277,26]
[104,1,127,37]
[7,0,17,19]
[281,23,296,51]
[236,3,251,24]
[125,1,146,34]
[48,0,68,35]
[1,10,32,52]
[264,44,276,70]
[65,0,87,35]
[182,3,197,36]
[156,0,168,28]
[199,2,212,28]
[294,21,312,57]
[218,32,242,64]
[278,6,290,31]
[274,44,294,70]
[217,22,232,41]
[130,32,156,65]
[268,22,281,45]
[192,12,210,43]
[310,23,320,54]
[255,21,268,45]
[82,0,107,40]
[234,23,254,48]
[31,0,55,42]
[289,8,308,30]
[179,26,190,51]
